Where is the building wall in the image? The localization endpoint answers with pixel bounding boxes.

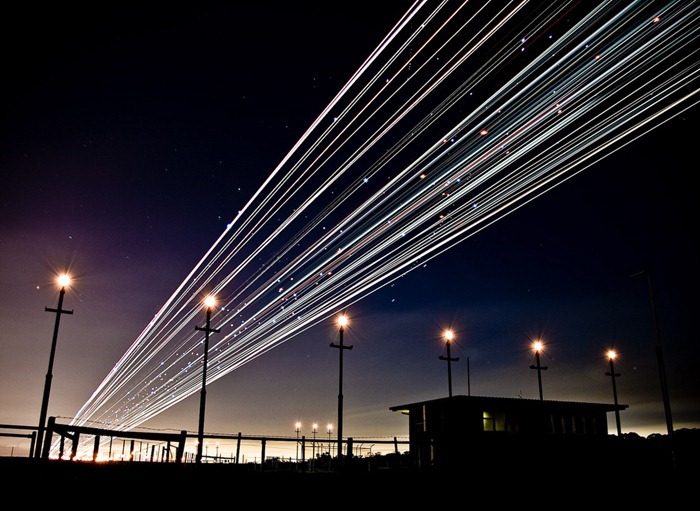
[401,397,613,470]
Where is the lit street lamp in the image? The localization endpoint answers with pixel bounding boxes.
[439,329,459,397]
[311,423,318,470]
[330,314,352,466]
[195,295,220,464]
[606,349,622,436]
[295,422,301,463]
[327,423,333,471]
[35,273,74,459]
[327,423,333,457]
[529,340,548,400]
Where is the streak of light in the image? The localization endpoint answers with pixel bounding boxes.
[62,1,700,456]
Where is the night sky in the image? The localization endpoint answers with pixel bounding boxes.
[1,2,698,459]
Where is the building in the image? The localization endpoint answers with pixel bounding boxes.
[390,395,627,471]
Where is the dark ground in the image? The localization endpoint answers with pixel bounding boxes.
[3,430,697,503]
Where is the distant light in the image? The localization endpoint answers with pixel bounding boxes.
[607,349,617,360]
[443,329,454,342]
[327,423,333,432]
[57,274,71,288]
[295,422,301,432]
[312,423,318,432]
[533,340,544,352]
[204,295,216,308]
[337,315,348,328]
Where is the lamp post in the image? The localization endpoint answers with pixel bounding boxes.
[327,423,333,457]
[330,314,352,466]
[311,423,318,470]
[327,423,333,471]
[295,422,301,463]
[606,349,622,436]
[195,295,220,464]
[630,269,673,436]
[439,329,459,397]
[35,273,74,459]
[529,340,548,400]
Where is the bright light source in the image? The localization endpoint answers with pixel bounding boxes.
[337,315,348,328]
[204,295,216,308]
[607,349,617,360]
[57,274,71,288]
[443,329,454,342]
[533,340,544,352]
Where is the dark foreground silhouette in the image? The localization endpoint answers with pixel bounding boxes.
[3,429,697,502]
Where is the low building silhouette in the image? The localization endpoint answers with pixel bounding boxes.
[390,394,631,472]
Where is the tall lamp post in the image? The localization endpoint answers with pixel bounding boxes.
[35,273,73,459]
[529,340,548,400]
[606,349,622,436]
[439,329,459,397]
[330,314,352,466]
[195,295,220,464]
[295,422,301,463]
[631,269,673,436]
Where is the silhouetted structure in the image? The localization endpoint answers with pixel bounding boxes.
[390,395,627,471]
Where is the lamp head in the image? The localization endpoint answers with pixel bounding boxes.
[57,274,71,288]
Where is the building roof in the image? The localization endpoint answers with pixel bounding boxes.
[389,394,628,413]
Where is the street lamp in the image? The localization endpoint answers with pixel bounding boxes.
[311,423,318,469]
[630,269,673,436]
[529,340,548,400]
[327,423,333,471]
[295,422,301,463]
[606,349,622,436]
[439,329,459,397]
[330,314,352,466]
[327,423,333,456]
[35,273,74,459]
[195,295,220,464]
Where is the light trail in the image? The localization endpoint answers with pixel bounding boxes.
[62,1,699,455]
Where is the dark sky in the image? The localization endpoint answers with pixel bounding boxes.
[1,2,698,460]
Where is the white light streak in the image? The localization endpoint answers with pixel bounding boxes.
[63,1,699,456]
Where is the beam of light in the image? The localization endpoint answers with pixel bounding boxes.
[62,1,699,456]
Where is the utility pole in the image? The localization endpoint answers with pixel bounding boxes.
[631,270,673,436]
[330,315,352,468]
[195,295,220,464]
